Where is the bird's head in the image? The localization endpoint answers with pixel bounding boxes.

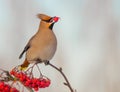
[37,14,59,30]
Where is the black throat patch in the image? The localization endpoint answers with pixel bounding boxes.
[49,23,55,30]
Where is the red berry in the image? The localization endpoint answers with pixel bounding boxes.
[0,82,4,87]
[45,79,51,87]
[11,87,19,92]
[34,87,39,91]
[4,86,9,92]
[10,70,15,75]
[53,16,59,22]
[40,81,46,88]
[0,82,19,92]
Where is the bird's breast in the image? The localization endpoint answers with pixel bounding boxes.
[26,30,57,61]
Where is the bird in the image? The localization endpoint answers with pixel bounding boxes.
[19,14,59,70]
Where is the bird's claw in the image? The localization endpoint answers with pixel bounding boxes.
[44,60,50,65]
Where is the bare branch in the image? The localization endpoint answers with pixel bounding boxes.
[47,62,76,92]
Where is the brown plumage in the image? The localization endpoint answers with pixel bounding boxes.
[19,14,59,70]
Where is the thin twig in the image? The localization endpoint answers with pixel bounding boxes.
[47,62,75,92]
[0,69,14,82]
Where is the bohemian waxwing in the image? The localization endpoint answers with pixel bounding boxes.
[19,14,59,70]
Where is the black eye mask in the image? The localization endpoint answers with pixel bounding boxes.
[43,17,53,23]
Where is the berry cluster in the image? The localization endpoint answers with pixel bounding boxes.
[10,69,51,91]
[0,81,19,92]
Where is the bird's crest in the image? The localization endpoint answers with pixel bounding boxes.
[37,14,51,21]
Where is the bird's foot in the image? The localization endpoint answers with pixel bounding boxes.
[44,60,50,65]
[36,58,42,63]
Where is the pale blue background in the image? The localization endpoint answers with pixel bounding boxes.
[0,0,120,92]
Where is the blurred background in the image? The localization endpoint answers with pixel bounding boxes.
[0,0,120,92]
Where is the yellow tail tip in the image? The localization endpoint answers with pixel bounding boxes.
[18,66,28,71]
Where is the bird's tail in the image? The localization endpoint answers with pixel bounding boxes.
[19,59,30,71]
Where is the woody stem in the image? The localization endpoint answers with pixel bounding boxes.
[47,62,74,92]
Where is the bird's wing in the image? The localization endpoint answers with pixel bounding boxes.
[19,35,35,59]
[19,43,30,59]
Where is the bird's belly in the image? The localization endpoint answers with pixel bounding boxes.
[26,43,57,62]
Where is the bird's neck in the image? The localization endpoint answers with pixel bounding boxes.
[38,21,46,29]
[37,22,50,33]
